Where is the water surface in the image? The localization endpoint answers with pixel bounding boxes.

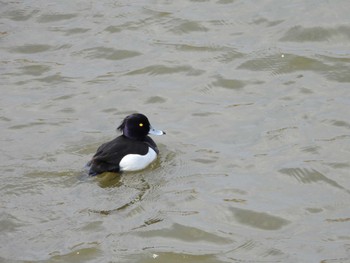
[1,1,350,262]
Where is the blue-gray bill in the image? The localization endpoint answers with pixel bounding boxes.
[149,126,166,136]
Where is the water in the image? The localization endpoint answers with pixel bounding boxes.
[1,0,350,262]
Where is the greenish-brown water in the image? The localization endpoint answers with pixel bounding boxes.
[1,1,350,262]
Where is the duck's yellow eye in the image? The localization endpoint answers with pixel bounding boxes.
[139,123,143,127]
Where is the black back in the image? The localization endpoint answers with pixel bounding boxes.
[88,135,158,175]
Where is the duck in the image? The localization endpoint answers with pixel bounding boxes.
[87,113,165,176]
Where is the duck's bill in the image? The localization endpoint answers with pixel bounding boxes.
[149,126,166,135]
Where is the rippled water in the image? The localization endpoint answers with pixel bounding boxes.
[1,1,350,262]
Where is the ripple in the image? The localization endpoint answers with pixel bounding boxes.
[237,54,284,72]
[0,213,22,233]
[251,17,284,27]
[170,21,209,34]
[145,96,167,104]
[125,64,204,76]
[95,172,122,189]
[192,112,221,117]
[280,25,350,42]
[37,13,77,23]
[105,25,122,33]
[305,207,323,214]
[238,54,331,75]
[326,67,350,82]
[135,222,230,244]
[210,75,245,90]
[265,126,299,141]
[281,26,333,42]
[323,119,350,129]
[9,121,53,130]
[190,148,219,164]
[301,145,321,154]
[324,162,350,169]
[10,44,51,54]
[51,27,90,36]
[230,207,290,230]
[48,247,101,262]
[126,251,220,263]
[215,49,244,63]
[33,73,74,84]
[232,239,257,251]
[3,9,39,21]
[76,47,141,61]
[279,167,350,194]
[171,43,220,52]
[217,0,236,4]
[325,217,350,223]
[19,65,51,76]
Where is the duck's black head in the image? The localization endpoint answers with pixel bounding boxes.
[117,113,165,140]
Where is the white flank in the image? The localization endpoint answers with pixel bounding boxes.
[119,147,157,171]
